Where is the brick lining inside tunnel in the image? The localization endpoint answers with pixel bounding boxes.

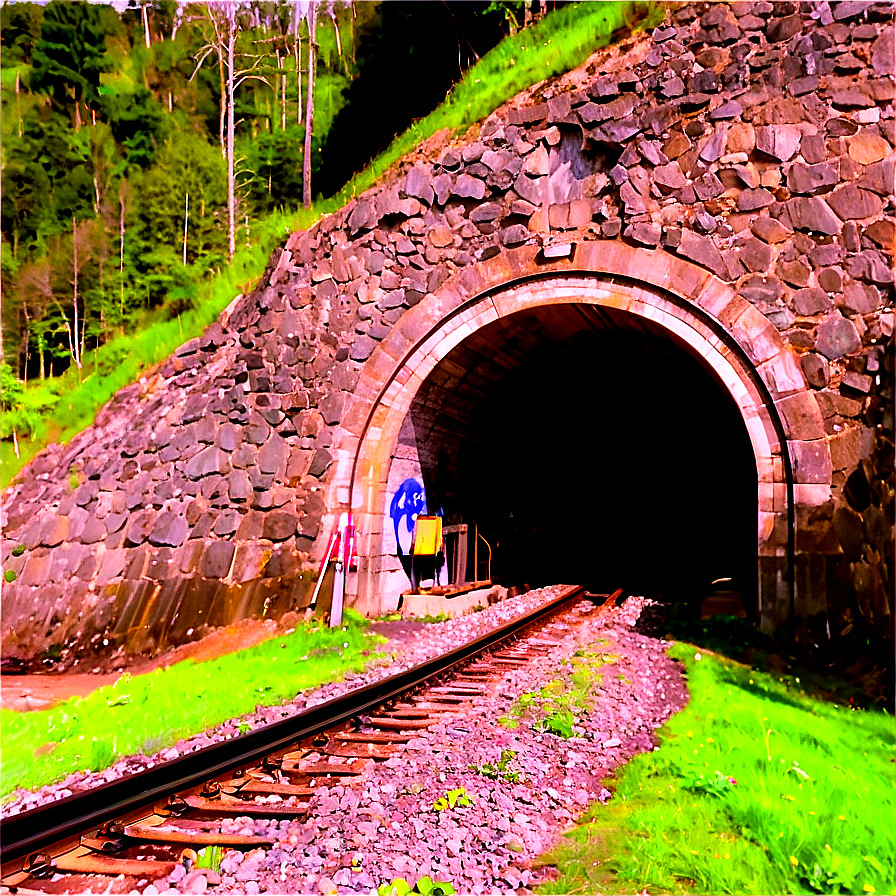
[326,247,831,635]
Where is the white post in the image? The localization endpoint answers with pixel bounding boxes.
[329,512,351,628]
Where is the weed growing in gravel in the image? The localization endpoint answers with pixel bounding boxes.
[432,787,472,811]
[0,611,385,799]
[470,748,523,783]
[193,846,223,874]
[500,647,618,737]
[377,876,455,896]
[536,644,895,895]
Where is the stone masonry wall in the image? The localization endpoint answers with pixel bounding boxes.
[1,1,893,664]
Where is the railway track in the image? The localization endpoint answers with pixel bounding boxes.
[1,585,627,894]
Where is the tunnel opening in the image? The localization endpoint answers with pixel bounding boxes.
[389,302,757,613]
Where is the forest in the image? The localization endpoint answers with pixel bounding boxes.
[0,0,528,458]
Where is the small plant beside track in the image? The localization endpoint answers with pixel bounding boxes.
[500,648,619,737]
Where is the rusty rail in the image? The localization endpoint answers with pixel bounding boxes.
[1,585,587,871]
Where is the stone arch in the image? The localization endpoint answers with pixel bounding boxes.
[325,243,832,635]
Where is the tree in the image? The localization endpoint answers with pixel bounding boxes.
[301,2,317,209]
[191,3,263,259]
[29,0,113,131]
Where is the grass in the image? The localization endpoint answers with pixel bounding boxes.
[1,1,661,489]
[0,609,386,799]
[536,641,896,896]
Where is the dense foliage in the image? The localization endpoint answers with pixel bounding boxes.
[0,1,656,485]
[1,0,362,382]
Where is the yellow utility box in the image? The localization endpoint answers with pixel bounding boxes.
[411,516,442,556]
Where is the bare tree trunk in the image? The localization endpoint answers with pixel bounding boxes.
[303,5,316,210]
[119,184,126,330]
[278,50,286,130]
[218,49,226,157]
[227,7,236,260]
[295,31,302,126]
[183,191,189,265]
[72,216,82,371]
[15,70,22,138]
[142,4,151,48]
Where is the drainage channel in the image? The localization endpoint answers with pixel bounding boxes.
[1,585,624,892]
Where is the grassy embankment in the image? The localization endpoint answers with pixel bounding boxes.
[1,0,662,488]
[0,610,385,799]
[536,624,895,896]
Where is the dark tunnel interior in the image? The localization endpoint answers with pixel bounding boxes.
[400,303,758,607]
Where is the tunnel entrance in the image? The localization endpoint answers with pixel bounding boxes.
[390,303,757,609]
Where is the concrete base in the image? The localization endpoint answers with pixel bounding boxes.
[701,592,747,619]
[401,584,507,620]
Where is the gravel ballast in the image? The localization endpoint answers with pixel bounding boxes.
[149,592,686,895]
[2,586,591,817]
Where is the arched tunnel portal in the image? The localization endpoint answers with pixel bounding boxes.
[392,302,757,606]
[328,250,822,636]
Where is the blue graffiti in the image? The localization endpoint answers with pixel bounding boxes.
[390,478,426,557]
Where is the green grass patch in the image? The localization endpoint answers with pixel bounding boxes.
[0,610,385,799]
[536,644,895,895]
[1,2,660,489]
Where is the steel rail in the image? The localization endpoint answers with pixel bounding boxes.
[1,585,584,867]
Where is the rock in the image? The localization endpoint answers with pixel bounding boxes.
[348,200,377,234]
[710,100,743,120]
[849,131,891,166]
[350,336,377,362]
[258,435,287,475]
[841,371,872,394]
[619,182,647,214]
[740,275,783,304]
[653,161,688,192]
[872,29,894,75]
[405,167,434,205]
[786,162,839,195]
[841,282,882,315]
[500,224,530,246]
[262,513,297,542]
[832,88,874,109]
[738,237,773,272]
[470,203,502,223]
[513,174,543,205]
[816,313,861,360]
[199,541,236,578]
[625,222,661,247]
[766,14,802,42]
[737,188,775,211]
[755,125,801,161]
[825,185,884,221]
[452,174,486,200]
[782,197,842,235]
[39,515,69,548]
[864,219,895,251]
[149,513,189,548]
[793,287,832,315]
[751,216,791,244]
[309,448,333,478]
[675,229,725,275]
[801,353,830,388]
[777,258,811,288]
[184,447,228,481]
